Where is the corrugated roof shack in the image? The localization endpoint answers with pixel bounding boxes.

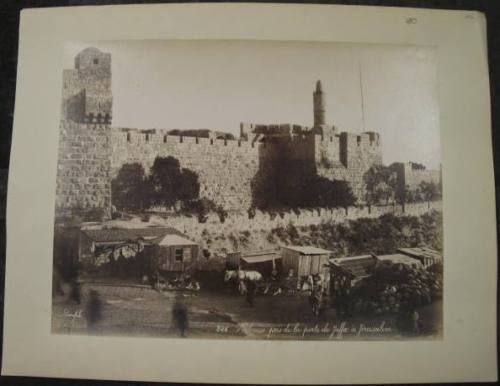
[374,253,424,269]
[329,255,377,286]
[397,247,442,268]
[281,245,332,282]
[150,234,199,273]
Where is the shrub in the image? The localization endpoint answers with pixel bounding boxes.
[111,163,149,211]
[183,198,216,223]
[148,156,200,207]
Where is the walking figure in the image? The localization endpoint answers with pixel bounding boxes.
[70,279,81,304]
[412,310,421,335]
[172,297,189,337]
[86,290,102,334]
[310,282,323,316]
[245,278,257,307]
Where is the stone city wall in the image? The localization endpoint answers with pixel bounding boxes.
[55,47,427,218]
[404,168,441,190]
[57,124,385,213]
[393,162,442,195]
[110,128,260,211]
[158,201,442,241]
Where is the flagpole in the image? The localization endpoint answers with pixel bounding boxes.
[359,61,365,131]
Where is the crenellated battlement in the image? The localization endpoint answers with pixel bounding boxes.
[56,47,385,216]
[112,127,261,151]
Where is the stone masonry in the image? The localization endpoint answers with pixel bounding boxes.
[55,47,435,217]
[392,162,442,197]
[111,129,259,211]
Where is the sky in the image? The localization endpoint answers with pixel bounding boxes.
[65,40,441,169]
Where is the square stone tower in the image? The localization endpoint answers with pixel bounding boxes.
[62,47,112,124]
[56,47,113,219]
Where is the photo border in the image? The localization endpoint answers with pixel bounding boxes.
[3,3,497,383]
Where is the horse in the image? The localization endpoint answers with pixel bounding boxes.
[224,270,263,282]
[240,270,263,282]
[224,270,263,295]
[224,270,239,282]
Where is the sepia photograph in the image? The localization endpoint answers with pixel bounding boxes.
[51,40,443,340]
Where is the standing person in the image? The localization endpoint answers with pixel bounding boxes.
[172,296,189,337]
[331,278,340,310]
[150,270,159,290]
[86,290,103,334]
[310,281,323,316]
[343,280,352,317]
[336,277,345,316]
[245,278,257,307]
[70,278,81,305]
[285,268,295,294]
[412,309,421,335]
[117,250,126,278]
[52,265,64,297]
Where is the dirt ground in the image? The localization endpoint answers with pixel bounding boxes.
[52,282,442,340]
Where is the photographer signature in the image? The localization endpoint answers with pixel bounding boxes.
[63,309,83,321]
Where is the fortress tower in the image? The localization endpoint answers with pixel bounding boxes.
[313,80,326,128]
[56,48,385,219]
[62,47,113,124]
[56,47,113,218]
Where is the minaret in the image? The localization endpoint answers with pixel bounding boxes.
[313,80,325,128]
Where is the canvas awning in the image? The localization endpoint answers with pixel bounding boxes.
[282,245,332,255]
[82,227,182,244]
[241,254,281,264]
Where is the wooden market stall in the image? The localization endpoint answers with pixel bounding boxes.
[281,245,332,289]
[151,234,199,273]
